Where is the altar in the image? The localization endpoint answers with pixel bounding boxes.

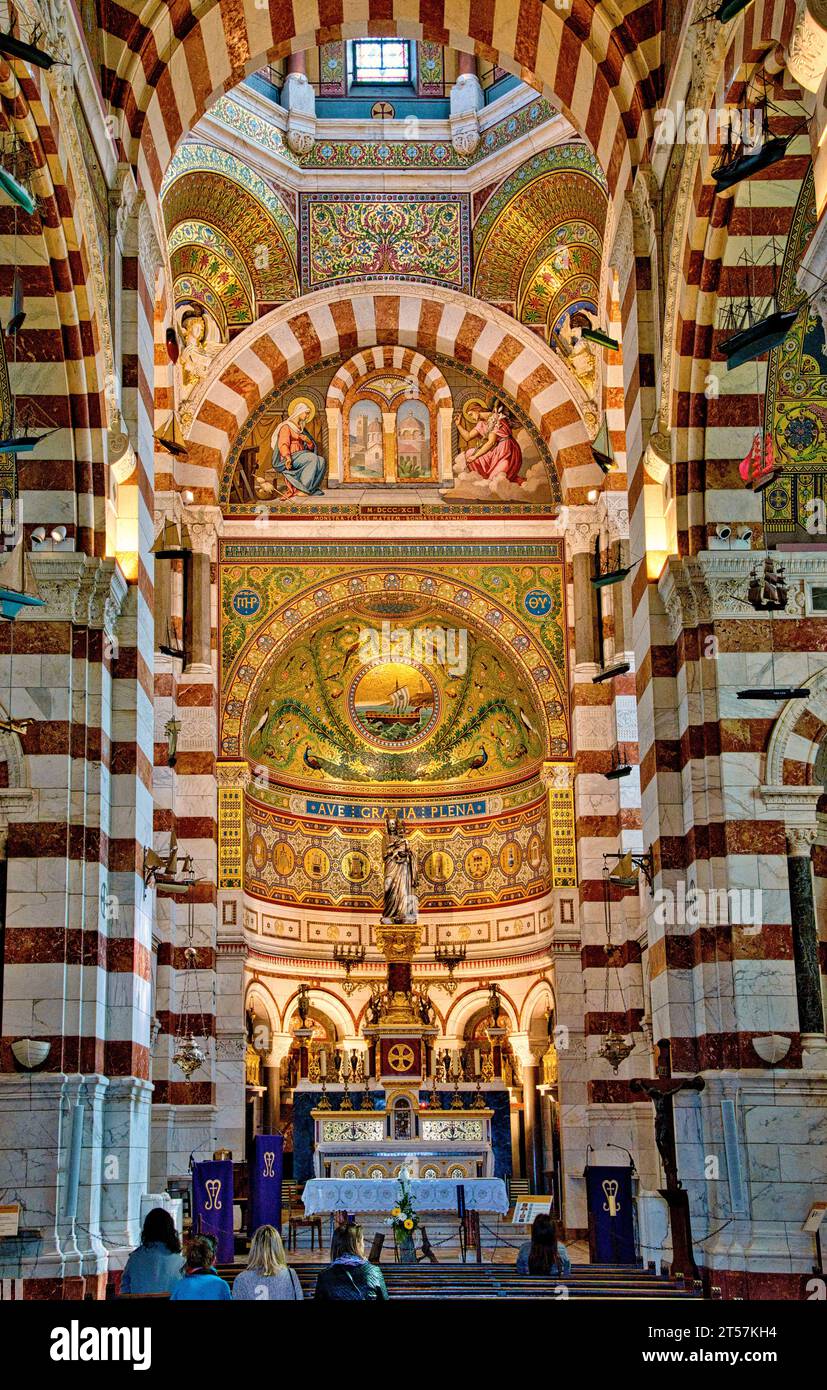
[292,855,511,1194]
[301,1176,509,1217]
[312,1105,496,1180]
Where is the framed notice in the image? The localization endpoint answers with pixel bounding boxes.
[803,1202,827,1233]
[0,1203,20,1236]
[512,1195,553,1225]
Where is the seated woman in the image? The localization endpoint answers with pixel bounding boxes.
[120,1207,184,1296]
[232,1225,303,1301]
[272,401,326,498]
[515,1213,571,1277]
[313,1223,388,1301]
[169,1235,231,1301]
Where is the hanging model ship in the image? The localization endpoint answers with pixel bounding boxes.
[712,94,793,193]
[718,246,800,370]
[739,426,778,491]
[747,555,789,612]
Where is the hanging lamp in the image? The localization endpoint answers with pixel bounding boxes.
[597,863,634,1073]
[172,873,209,1081]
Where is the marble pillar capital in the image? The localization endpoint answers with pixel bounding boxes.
[185,506,223,560]
[787,825,817,856]
[787,0,827,92]
[28,554,128,632]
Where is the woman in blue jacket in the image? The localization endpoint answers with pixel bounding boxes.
[121,1208,184,1296]
[170,1236,231,1301]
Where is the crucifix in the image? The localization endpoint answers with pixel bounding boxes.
[630,1040,705,1280]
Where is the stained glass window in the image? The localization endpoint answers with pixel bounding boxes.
[351,39,411,85]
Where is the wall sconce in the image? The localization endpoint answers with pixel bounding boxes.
[11,1038,51,1069]
[30,525,71,551]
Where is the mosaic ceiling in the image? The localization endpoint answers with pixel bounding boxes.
[299,192,470,293]
[162,144,299,321]
[473,147,607,336]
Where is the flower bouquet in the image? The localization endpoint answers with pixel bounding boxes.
[386,1168,419,1262]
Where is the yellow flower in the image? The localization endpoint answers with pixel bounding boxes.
[391,1207,401,1217]
[404,1218,414,1230]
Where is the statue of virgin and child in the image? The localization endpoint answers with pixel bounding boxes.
[381,816,419,925]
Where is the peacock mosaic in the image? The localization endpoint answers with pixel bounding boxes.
[219,543,569,806]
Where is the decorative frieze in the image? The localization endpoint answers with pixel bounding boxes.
[28,554,127,632]
[658,551,827,636]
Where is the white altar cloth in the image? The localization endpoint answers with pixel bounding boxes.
[301,1177,509,1216]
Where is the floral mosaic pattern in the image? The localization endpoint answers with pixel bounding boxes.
[300,193,470,292]
[765,169,827,535]
[208,93,559,170]
[473,148,607,321]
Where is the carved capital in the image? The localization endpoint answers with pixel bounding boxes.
[28,555,127,631]
[787,0,827,92]
[540,761,575,791]
[137,196,164,297]
[787,825,817,855]
[186,507,223,560]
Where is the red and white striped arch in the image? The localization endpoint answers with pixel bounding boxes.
[100,0,659,215]
[327,347,452,411]
[185,282,598,502]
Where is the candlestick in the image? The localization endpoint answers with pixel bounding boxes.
[450,1059,464,1110]
[317,1073,332,1110]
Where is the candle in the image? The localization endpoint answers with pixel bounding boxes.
[319,1049,327,1077]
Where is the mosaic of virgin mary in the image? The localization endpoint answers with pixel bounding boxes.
[271,397,327,497]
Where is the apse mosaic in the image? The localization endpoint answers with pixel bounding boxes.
[764,170,827,536]
[299,193,471,292]
[218,542,569,804]
[220,355,560,515]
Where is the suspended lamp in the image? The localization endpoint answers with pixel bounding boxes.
[597,864,635,1074]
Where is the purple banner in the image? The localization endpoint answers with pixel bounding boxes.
[249,1134,284,1234]
[192,1160,234,1264]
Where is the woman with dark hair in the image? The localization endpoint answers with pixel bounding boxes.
[313,1223,388,1301]
[121,1207,184,1295]
[515,1213,571,1277]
